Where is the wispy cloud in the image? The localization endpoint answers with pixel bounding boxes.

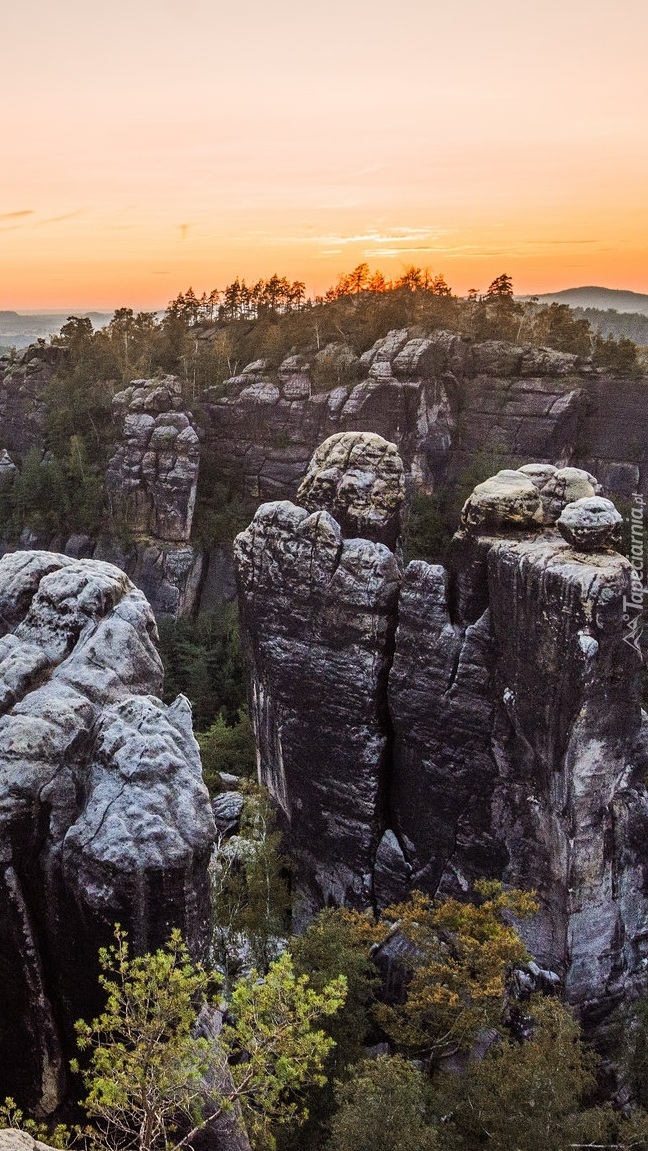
[37,210,84,227]
[0,209,84,233]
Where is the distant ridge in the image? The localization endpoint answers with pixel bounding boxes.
[532,286,648,316]
[0,311,111,351]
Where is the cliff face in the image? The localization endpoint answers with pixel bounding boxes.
[236,438,648,1019]
[0,551,215,1114]
[2,331,648,618]
[234,434,403,912]
[200,332,595,501]
[101,376,204,616]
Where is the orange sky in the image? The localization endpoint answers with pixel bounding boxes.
[2,0,647,310]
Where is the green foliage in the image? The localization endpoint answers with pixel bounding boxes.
[224,952,346,1148]
[403,489,457,564]
[210,786,292,976]
[0,1097,71,1148]
[628,996,648,1109]
[593,331,640,374]
[157,604,247,731]
[434,996,598,1151]
[197,708,256,792]
[191,480,258,549]
[72,925,217,1151]
[375,882,537,1060]
[327,1056,438,1151]
[290,909,382,1074]
[73,925,346,1151]
[279,910,384,1151]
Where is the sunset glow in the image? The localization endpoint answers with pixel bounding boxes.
[2,0,647,310]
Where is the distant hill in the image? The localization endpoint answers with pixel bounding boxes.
[532,286,648,316]
[0,311,111,351]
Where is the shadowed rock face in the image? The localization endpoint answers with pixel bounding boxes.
[101,377,204,617]
[237,441,648,1028]
[390,532,648,1009]
[234,433,404,912]
[0,552,215,1115]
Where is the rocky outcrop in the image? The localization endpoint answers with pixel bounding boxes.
[0,345,62,461]
[237,439,648,1028]
[106,377,200,542]
[103,376,204,616]
[234,434,403,912]
[200,330,458,498]
[200,331,593,505]
[0,1132,54,1151]
[0,551,215,1114]
[389,530,648,1014]
[296,431,405,549]
[3,331,648,621]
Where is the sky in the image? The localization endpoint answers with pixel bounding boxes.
[1,0,647,310]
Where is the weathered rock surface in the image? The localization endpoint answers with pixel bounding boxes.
[296,431,405,548]
[0,1131,54,1151]
[106,377,200,542]
[390,529,648,1016]
[460,469,544,532]
[4,331,648,621]
[237,447,648,1031]
[557,496,623,551]
[0,552,215,1114]
[234,501,401,911]
[99,377,205,615]
[200,329,459,498]
[539,465,600,522]
[0,345,63,461]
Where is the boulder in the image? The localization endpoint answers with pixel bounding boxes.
[212,791,245,836]
[557,495,623,551]
[539,465,601,522]
[460,469,544,532]
[296,431,405,549]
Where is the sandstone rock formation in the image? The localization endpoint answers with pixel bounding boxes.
[460,469,544,532]
[237,442,648,1030]
[103,376,204,615]
[296,431,405,549]
[0,1131,54,1151]
[557,495,623,550]
[106,377,200,541]
[234,434,403,911]
[4,330,648,621]
[0,551,215,1115]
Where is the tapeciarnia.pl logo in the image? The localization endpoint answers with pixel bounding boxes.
[623,492,645,656]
